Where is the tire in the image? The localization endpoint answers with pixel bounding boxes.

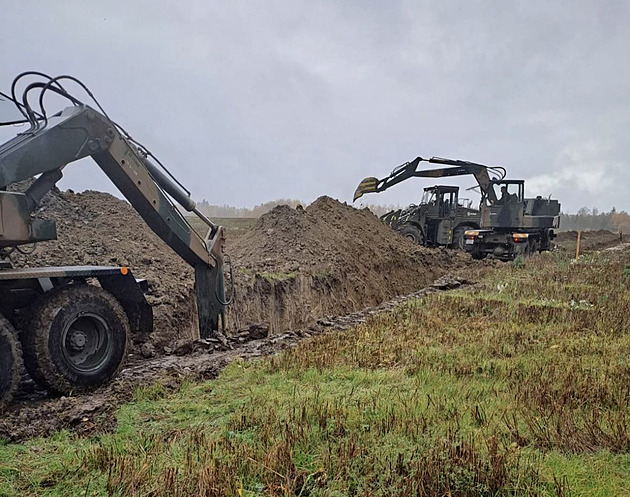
[471,247,487,260]
[516,240,536,258]
[398,225,425,245]
[22,285,129,395]
[0,315,22,409]
[453,225,475,250]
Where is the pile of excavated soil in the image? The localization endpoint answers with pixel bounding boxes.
[8,189,477,349]
[226,196,474,332]
[231,196,459,277]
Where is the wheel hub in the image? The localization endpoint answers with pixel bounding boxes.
[68,330,87,350]
[62,314,111,372]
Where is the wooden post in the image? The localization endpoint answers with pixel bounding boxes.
[575,230,582,260]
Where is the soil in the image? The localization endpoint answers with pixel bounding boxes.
[8,187,197,349]
[226,197,485,332]
[555,229,628,253]
[8,190,484,349]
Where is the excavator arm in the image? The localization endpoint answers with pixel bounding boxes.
[353,156,504,204]
[0,103,226,337]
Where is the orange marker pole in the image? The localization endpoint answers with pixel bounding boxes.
[575,230,581,260]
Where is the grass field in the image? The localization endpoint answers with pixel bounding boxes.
[0,249,628,496]
[187,217,258,236]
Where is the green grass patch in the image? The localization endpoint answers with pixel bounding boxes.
[257,271,298,283]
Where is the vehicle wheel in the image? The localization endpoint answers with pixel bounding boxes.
[471,247,487,260]
[398,225,424,245]
[453,225,474,250]
[516,241,535,258]
[0,315,22,409]
[22,285,129,395]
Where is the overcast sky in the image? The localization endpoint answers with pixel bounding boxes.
[1,1,628,213]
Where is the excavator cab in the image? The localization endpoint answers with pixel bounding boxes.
[420,186,460,245]
[421,186,458,218]
[481,180,525,228]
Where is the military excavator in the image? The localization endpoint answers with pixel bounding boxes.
[354,156,505,249]
[0,72,228,408]
[354,156,560,259]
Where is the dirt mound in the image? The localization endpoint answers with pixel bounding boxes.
[227,196,473,331]
[233,196,449,274]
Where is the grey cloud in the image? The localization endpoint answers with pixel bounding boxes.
[1,0,628,213]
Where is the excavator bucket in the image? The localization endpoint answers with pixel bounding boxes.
[194,264,225,338]
[194,226,227,338]
[353,177,380,202]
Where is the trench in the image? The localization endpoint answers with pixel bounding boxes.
[1,273,470,441]
[226,260,458,335]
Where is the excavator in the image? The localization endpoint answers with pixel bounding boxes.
[0,72,228,408]
[354,156,505,249]
[354,156,560,259]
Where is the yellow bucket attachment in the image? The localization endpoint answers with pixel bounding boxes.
[353,177,379,202]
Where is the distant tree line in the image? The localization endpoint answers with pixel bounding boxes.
[560,207,629,233]
[196,199,403,219]
[196,199,303,218]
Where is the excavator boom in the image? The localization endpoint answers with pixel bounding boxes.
[353,156,504,203]
[1,72,233,407]
[0,100,225,336]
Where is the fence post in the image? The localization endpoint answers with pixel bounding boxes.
[575,230,582,260]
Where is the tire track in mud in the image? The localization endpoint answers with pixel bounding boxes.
[0,274,468,441]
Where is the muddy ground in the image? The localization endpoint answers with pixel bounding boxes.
[555,229,628,253]
[0,275,467,441]
[1,187,625,440]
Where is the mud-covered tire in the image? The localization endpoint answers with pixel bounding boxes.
[398,225,424,245]
[515,240,537,258]
[22,285,129,395]
[471,247,487,260]
[453,225,475,250]
[0,315,22,409]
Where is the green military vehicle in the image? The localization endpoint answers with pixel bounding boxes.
[380,185,481,249]
[1,72,228,408]
[462,179,560,260]
[354,156,560,260]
